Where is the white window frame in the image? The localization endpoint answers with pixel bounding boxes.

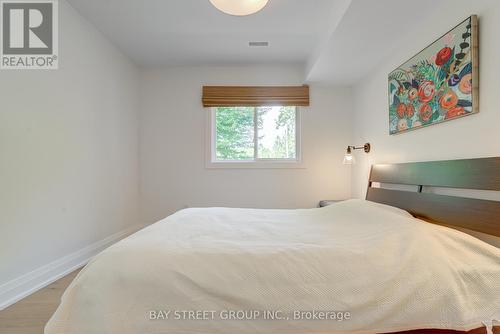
[205,106,304,169]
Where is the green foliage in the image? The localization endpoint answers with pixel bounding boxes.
[215,107,254,160]
[272,106,296,159]
[415,60,438,84]
[215,106,296,161]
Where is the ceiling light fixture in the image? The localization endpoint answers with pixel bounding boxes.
[209,0,269,16]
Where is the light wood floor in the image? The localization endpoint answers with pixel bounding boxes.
[0,268,81,334]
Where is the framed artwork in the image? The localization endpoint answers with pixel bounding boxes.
[389,15,478,135]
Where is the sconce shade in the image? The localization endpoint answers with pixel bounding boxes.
[343,143,370,164]
[343,152,355,165]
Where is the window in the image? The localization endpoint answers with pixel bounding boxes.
[208,106,301,167]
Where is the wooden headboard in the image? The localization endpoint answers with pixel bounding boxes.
[366,157,500,237]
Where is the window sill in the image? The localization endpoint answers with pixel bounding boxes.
[205,160,307,169]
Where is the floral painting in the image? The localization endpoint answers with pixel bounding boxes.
[389,16,478,134]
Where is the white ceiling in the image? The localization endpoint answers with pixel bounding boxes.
[66,0,347,67]
[306,0,439,85]
[65,0,439,84]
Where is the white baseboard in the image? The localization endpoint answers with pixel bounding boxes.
[0,224,144,310]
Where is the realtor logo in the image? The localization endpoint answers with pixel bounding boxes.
[1,0,58,69]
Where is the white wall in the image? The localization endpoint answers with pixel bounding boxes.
[0,0,139,291]
[351,0,500,198]
[139,66,352,224]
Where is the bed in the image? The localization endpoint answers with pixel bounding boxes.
[45,157,500,334]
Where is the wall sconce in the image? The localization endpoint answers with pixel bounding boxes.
[343,143,371,165]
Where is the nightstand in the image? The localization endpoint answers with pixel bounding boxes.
[318,200,342,207]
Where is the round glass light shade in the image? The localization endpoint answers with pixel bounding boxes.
[209,0,269,16]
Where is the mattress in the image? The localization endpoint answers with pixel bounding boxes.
[45,199,500,334]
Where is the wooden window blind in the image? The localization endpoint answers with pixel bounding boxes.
[202,85,309,107]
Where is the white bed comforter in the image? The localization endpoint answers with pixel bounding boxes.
[45,199,500,334]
